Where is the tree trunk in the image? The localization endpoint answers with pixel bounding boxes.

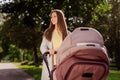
[33,45,39,67]
[115,38,120,70]
[20,49,25,62]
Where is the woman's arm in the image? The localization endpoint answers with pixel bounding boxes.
[40,37,49,54]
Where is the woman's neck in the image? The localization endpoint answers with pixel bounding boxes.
[54,24,59,30]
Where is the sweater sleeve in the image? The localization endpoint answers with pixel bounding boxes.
[40,37,49,54]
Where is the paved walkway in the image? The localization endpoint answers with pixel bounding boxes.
[0,63,35,80]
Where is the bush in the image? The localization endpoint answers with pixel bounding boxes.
[21,60,28,65]
[28,61,35,65]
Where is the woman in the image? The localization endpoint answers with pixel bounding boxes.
[40,9,69,80]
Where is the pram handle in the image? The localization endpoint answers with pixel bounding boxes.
[42,52,53,80]
[44,51,49,56]
[44,51,57,55]
[42,51,57,80]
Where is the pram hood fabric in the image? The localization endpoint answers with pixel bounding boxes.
[53,27,110,80]
[56,27,109,65]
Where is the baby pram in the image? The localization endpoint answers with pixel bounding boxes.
[42,27,110,80]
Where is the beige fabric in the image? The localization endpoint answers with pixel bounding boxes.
[52,29,62,50]
[52,29,62,66]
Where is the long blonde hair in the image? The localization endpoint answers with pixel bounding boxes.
[44,9,68,41]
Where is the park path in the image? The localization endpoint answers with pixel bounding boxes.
[0,63,35,80]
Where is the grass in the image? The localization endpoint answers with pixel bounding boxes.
[107,64,120,80]
[15,63,120,80]
[107,70,120,80]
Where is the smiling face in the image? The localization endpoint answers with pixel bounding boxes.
[44,9,68,41]
[51,12,58,25]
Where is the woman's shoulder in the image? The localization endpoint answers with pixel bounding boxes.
[42,36,51,43]
[42,28,49,36]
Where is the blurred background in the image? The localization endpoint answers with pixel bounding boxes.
[0,0,120,70]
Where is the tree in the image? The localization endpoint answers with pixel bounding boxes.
[107,0,120,70]
[0,0,112,66]
[62,0,108,31]
[0,0,43,66]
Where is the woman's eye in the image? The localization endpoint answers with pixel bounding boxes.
[54,15,57,17]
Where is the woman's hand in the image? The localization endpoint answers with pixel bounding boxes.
[48,49,55,55]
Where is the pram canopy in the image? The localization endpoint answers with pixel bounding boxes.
[54,27,110,80]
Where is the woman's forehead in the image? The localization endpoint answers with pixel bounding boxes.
[51,12,57,16]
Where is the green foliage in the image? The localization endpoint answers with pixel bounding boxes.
[28,61,35,65]
[21,60,29,65]
[0,41,3,53]
[0,2,43,62]
[106,0,120,69]
[0,0,43,63]
[0,47,3,53]
[7,44,20,62]
[92,1,112,21]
